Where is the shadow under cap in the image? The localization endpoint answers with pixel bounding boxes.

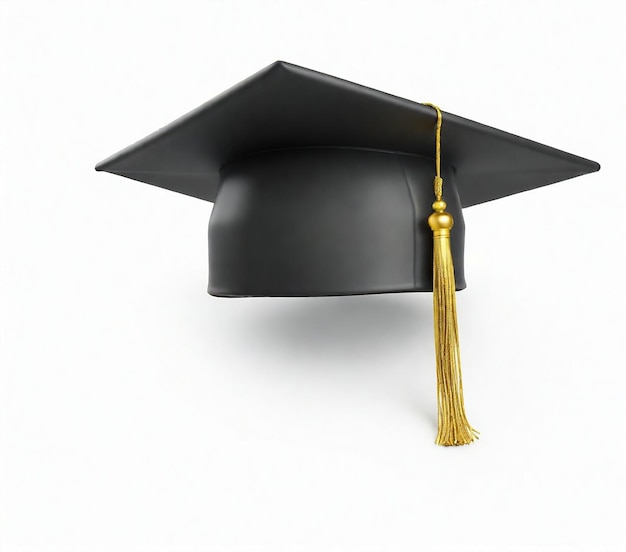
[231,295,433,362]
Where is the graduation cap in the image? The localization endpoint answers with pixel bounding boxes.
[96,61,600,446]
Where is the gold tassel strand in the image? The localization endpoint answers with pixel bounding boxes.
[423,103,479,446]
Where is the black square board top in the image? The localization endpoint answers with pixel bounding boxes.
[95,61,599,206]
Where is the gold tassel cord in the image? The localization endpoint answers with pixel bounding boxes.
[423,103,479,446]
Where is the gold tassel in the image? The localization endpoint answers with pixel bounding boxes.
[423,104,478,446]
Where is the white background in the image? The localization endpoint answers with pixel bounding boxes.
[1,1,625,551]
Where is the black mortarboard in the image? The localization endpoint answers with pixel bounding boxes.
[96,61,600,445]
